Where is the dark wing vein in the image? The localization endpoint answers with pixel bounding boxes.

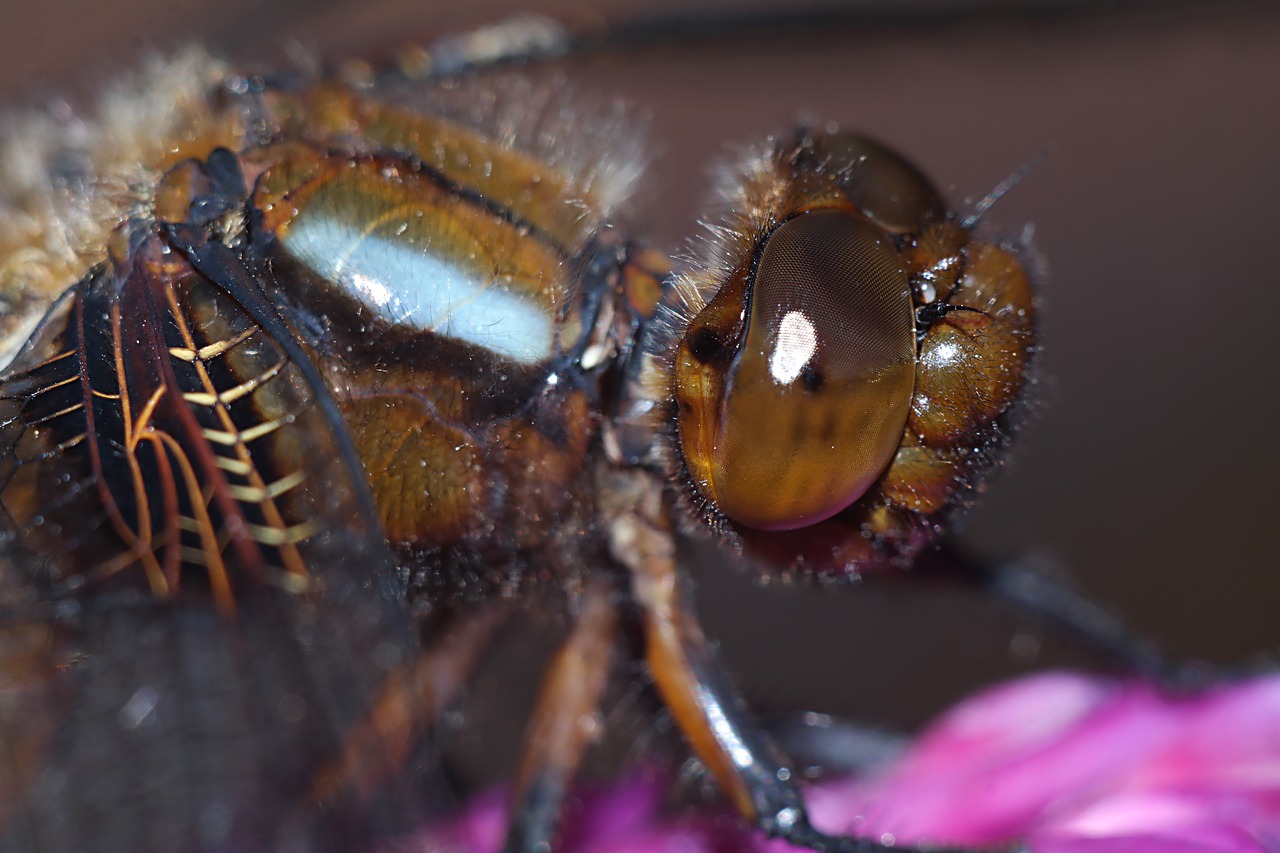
[0,226,423,852]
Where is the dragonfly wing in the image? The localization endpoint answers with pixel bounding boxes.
[0,228,423,852]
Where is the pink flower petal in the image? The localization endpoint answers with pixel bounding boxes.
[1128,678,1280,800]
[398,673,1280,853]
[810,675,1176,844]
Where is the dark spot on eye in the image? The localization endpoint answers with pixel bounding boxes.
[818,406,840,445]
[800,364,824,392]
[688,328,725,364]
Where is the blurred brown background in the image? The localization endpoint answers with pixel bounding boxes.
[3,0,1278,768]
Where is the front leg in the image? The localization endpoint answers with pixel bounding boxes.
[605,472,984,853]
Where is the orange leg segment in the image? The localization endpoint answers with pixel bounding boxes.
[502,581,620,853]
[311,607,501,806]
[607,472,975,853]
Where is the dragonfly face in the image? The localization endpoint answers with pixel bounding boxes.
[0,6,1275,852]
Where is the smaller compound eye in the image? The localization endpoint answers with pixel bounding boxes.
[791,133,945,235]
[677,209,917,530]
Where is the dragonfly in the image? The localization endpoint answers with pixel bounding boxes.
[0,4,1274,852]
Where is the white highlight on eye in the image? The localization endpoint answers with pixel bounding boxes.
[769,309,818,384]
[284,214,554,363]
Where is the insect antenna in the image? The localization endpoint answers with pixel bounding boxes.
[411,2,1212,79]
[958,152,1045,230]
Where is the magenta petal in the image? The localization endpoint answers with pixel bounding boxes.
[1036,789,1276,851]
[404,787,507,852]
[889,673,1118,770]
[398,674,1280,853]
[1030,830,1270,853]
[807,674,1178,845]
[563,774,666,849]
[811,674,1280,851]
[1128,678,1280,801]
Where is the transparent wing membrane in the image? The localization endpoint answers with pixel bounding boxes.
[0,224,422,850]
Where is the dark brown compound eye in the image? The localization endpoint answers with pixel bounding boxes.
[791,133,946,235]
[677,209,916,530]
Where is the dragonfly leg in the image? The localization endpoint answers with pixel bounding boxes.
[311,606,502,806]
[501,580,620,853]
[605,472,987,853]
[917,545,1204,687]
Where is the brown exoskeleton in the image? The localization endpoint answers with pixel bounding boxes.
[0,18,1038,853]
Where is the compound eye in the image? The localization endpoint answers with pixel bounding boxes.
[793,133,945,234]
[678,209,917,530]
